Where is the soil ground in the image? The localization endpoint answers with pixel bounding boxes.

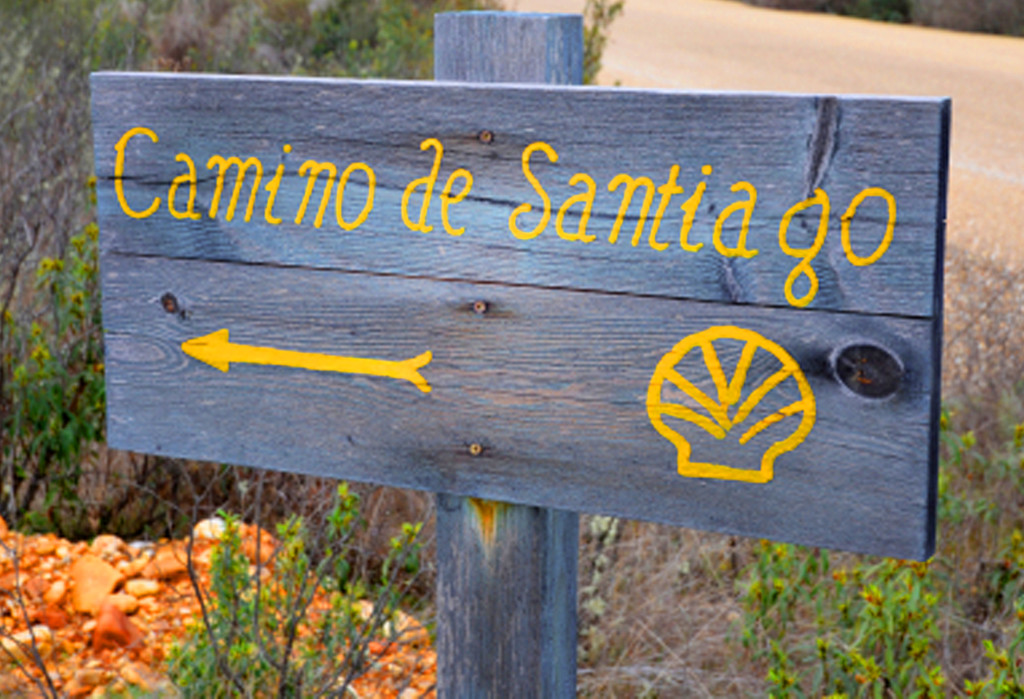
[515,0,1024,266]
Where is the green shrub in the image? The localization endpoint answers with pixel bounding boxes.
[738,412,1024,696]
[583,0,625,84]
[167,483,425,697]
[741,546,947,697]
[1,220,104,536]
[0,0,114,536]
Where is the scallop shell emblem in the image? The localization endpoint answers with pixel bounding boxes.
[647,326,816,483]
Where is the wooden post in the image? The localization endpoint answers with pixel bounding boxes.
[433,12,583,698]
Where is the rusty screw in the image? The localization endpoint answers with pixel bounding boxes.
[478,129,494,144]
[160,293,179,314]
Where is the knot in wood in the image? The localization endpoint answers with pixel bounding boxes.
[834,344,903,399]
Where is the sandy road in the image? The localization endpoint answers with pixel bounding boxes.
[514,0,1024,263]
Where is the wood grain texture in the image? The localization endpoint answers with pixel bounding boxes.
[435,494,577,697]
[90,75,949,319]
[433,13,580,699]
[101,253,936,558]
[90,12,947,561]
[434,12,583,85]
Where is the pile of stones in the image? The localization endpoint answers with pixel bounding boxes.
[0,516,435,697]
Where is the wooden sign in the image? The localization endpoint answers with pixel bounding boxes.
[91,71,949,559]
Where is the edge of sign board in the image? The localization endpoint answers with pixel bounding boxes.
[91,70,952,104]
[90,70,948,560]
[923,99,950,558]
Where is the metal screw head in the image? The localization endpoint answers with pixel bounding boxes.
[468,443,484,456]
[478,130,494,144]
[473,300,488,315]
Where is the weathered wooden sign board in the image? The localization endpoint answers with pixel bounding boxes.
[91,48,948,560]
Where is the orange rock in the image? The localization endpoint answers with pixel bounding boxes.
[193,517,226,541]
[70,555,125,615]
[0,625,54,665]
[124,578,160,598]
[44,578,67,605]
[33,604,71,630]
[92,599,143,652]
[142,544,188,580]
[33,534,57,556]
[22,574,48,600]
[0,571,19,592]
[19,551,39,570]
[64,667,108,698]
[242,525,277,566]
[90,534,127,560]
[105,592,140,615]
[391,610,430,648]
[193,546,215,568]
[120,552,151,578]
[0,514,7,538]
[120,661,152,690]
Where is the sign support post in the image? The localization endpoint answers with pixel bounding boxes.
[433,13,582,698]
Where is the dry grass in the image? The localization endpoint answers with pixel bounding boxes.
[944,244,1024,439]
[577,520,759,697]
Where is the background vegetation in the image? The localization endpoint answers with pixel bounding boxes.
[2,0,1024,695]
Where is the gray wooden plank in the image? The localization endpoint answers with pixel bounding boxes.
[101,252,936,559]
[433,13,581,699]
[435,12,582,84]
[90,72,948,319]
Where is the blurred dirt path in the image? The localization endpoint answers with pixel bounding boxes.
[514,0,1024,264]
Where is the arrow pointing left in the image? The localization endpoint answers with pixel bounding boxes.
[181,329,433,394]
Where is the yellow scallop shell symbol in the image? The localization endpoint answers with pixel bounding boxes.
[647,326,816,483]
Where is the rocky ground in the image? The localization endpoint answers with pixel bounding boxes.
[0,516,436,698]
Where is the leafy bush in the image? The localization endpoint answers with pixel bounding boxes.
[1,221,104,536]
[741,546,947,696]
[583,0,626,84]
[131,0,499,76]
[167,483,426,697]
[0,0,105,535]
[736,412,1024,696]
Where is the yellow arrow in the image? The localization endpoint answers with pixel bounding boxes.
[181,329,432,394]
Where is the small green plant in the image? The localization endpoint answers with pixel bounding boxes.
[1,217,104,536]
[740,543,947,697]
[736,411,1024,696]
[167,483,425,697]
[582,0,625,84]
[579,514,621,663]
